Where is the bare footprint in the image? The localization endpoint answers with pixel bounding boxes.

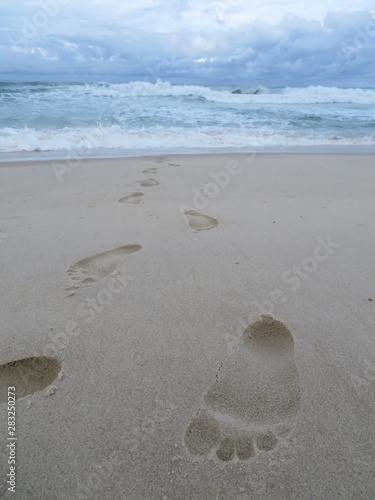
[67,244,142,289]
[184,315,300,462]
[140,178,159,187]
[0,357,61,403]
[143,168,158,174]
[119,192,144,204]
[184,210,219,232]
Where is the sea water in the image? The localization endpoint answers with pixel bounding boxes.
[0,80,374,157]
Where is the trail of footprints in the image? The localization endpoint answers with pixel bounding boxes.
[119,158,219,232]
[0,160,219,407]
[0,161,302,478]
[0,244,143,402]
[0,158,304,475]
[118,167,160,205]
[184,315,301,462]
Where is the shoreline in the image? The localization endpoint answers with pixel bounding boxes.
[1,144,375,163]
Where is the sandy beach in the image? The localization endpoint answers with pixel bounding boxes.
[0,153,374,499]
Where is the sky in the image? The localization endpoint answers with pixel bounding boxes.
[0,0,375,86]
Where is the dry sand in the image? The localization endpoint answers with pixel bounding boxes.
[0,153,374,499]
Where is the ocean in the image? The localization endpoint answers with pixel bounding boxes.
[0,81,374,157]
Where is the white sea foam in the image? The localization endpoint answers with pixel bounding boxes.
[0,125,373,153]
[1,81,374,153]
[87,81,375,104]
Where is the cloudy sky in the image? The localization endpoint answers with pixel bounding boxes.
[1,0,375,85]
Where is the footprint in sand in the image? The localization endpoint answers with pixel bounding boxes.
[143,168,158,175]
[140,178,159,187]
[184,315,300,462]
[0,357,61,403]
[119,192,144,204]
[184,210,219,232]
[67,244,142,289]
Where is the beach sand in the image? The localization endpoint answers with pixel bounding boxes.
[0,153,374,499]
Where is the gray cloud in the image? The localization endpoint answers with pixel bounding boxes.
[0,3,374,85]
